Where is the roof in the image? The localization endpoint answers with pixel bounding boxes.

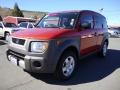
[4,16,36,21]
[48,10,105,18]
[48,10,101,13]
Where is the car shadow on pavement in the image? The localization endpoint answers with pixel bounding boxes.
[30,49,120,85]
[0,40,6,46]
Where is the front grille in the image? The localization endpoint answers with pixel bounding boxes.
[7,50,25,60]
[12,38,25,45]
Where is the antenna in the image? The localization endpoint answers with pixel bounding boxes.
[99,8,104,12]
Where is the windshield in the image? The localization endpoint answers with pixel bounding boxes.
[4,23,17,28]
[36,12,79,29]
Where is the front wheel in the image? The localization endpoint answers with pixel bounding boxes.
[55,50,77,80]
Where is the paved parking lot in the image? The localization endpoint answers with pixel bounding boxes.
[0,38,120,90]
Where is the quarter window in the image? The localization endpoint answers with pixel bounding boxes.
[94,16,107,29]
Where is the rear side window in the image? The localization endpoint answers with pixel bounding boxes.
[94,16,102,29]
[94,15,107,29]
[102,18,107,29]
[80,14,94,29]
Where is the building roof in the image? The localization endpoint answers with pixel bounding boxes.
[4,16,36,21]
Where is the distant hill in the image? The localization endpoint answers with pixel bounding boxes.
[0,7,47,19]
[22,10,46,19]
[0,7,12,17]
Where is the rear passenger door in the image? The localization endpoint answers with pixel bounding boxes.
[79,13,97,56]
[94,16,106,47]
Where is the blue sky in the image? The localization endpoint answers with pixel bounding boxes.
[0,0,120,26]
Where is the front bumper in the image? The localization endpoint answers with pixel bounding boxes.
[6,49,50,73]
[6,39,59,73]
[6,37,61,73]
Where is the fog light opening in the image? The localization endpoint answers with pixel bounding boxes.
[33,61,41,67]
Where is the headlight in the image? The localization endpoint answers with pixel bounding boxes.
[30,41,48,53]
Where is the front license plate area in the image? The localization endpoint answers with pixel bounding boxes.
[8,55,25,69]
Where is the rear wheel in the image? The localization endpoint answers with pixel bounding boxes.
[108,33,111,38]
[55,50,77,80]
[98,42,108,57]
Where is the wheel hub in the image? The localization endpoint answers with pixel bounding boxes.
[62,56,75,77]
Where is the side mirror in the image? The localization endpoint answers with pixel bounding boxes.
[0,26,3,28]
[80,22,91,29]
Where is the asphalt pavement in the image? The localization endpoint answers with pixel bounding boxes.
[0,38,120,90]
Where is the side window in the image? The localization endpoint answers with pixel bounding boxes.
[28,23,33,28]
[19,23,28,28]
[80,14,93,29]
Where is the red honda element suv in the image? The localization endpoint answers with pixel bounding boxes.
[6,10,109,80]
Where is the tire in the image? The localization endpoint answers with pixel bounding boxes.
[55,50,77,80]
[98,42,108,57]
[4,32,10,41]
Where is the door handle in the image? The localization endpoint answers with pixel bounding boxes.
[94,32,98,36]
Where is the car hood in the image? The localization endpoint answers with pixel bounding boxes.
[4,27,25,33]
[5,27,19,29]
[12,28,75,40]
[4,27,21,30]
